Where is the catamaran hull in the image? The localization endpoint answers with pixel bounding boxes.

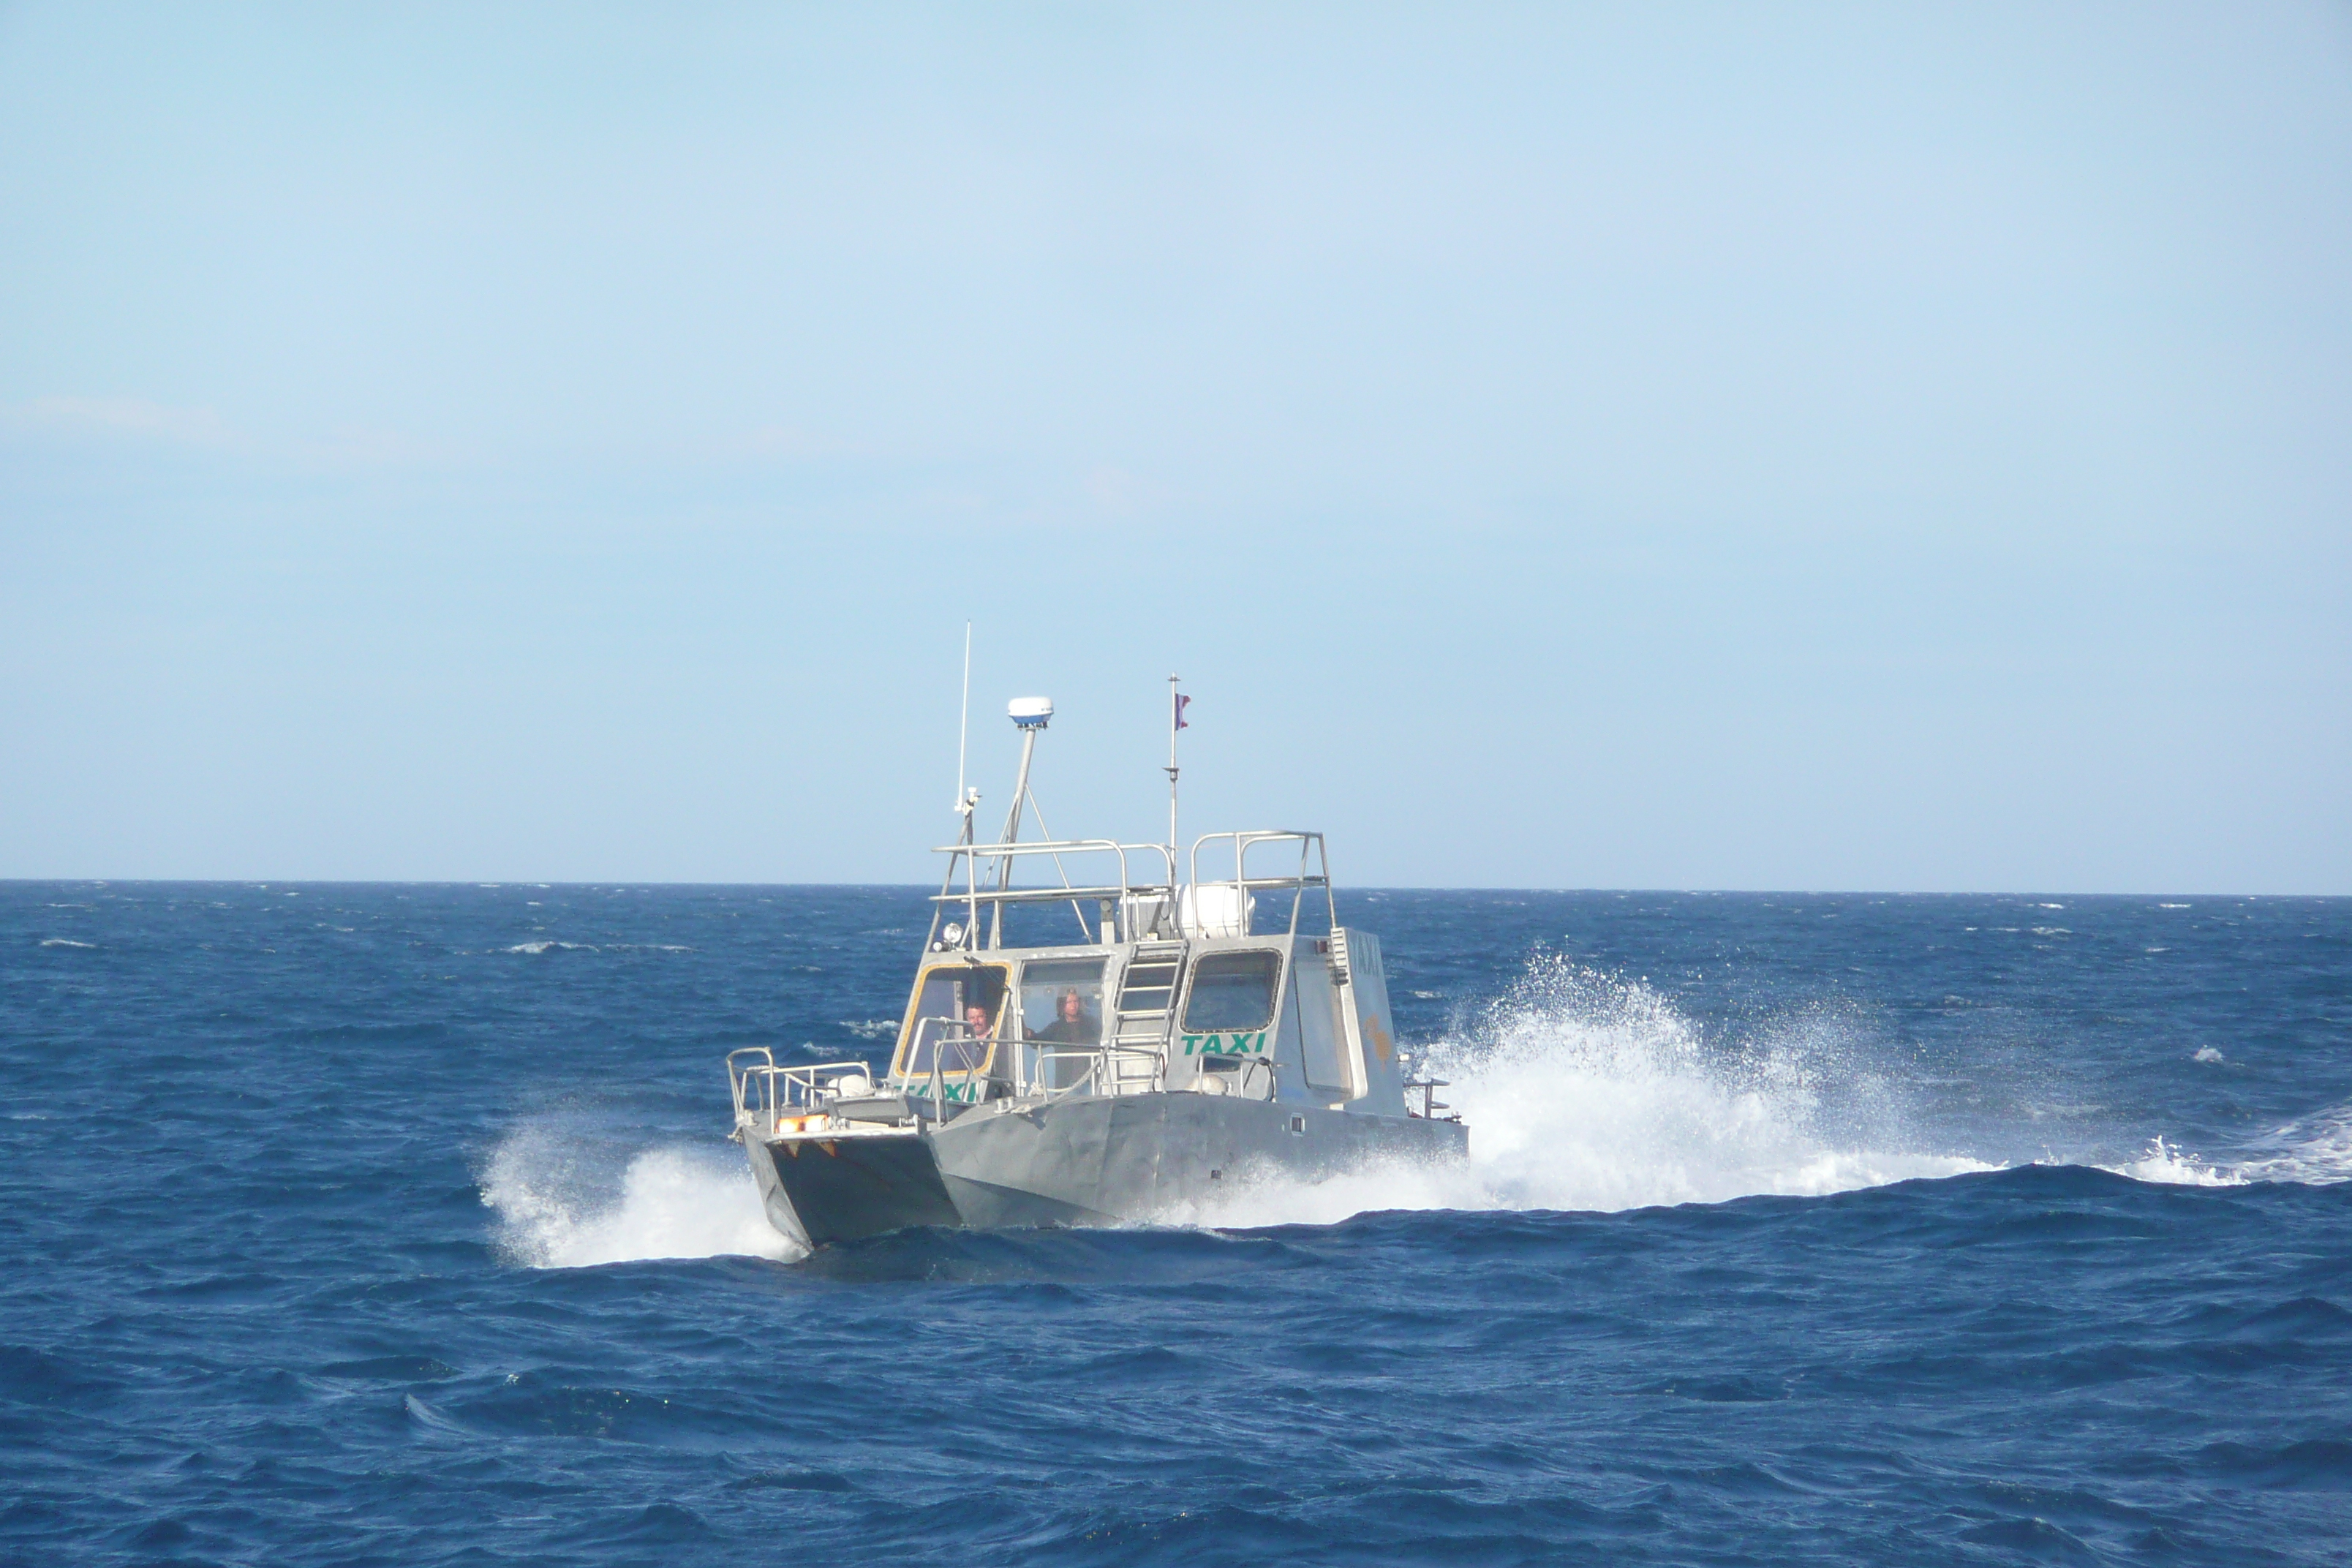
[747,1095,1469,1248]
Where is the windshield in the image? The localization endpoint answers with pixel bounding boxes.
[894,964,1008,1079]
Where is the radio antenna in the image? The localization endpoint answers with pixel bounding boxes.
[1166,674,1184,872]
[954,622,973,818]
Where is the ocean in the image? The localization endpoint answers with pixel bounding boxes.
[4,883,2348,1565]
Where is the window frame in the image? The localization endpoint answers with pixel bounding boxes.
[1015,956,1109,1046]
[1178,946,1286,1035]
[891,962,1011,1082]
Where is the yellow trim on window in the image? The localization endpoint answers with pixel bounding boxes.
[889,963,1009,1082]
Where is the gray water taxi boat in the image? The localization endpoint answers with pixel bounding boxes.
[727,690,1467,1247]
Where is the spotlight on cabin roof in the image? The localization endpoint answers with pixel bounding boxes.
[1007,696,1054,729]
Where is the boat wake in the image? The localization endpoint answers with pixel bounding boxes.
[1179,954,1993,1229]
[1186,954,2352,1227]
[482,1123,802,1267]
[482,953,2352,1265]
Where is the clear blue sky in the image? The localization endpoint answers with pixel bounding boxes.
[3,3,2346,892]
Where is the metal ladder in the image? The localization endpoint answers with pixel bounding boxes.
[1104,940,1187,1093]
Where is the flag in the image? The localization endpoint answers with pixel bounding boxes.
[1175,692,1191,730]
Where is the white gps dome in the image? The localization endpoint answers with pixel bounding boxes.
[1008,696,1054,729]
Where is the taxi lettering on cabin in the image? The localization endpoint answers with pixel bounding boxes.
[894,1078,984,1102]
[1181,1031,1269,1058]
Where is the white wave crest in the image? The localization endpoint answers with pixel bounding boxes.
[504,941,597,954]
[2107,1136,2243,1187]
[39,938,95,948]
[2099,1107,2352,1189]
[2228,1104,2352,1186]
[481,1126,800,1267]
[1177,955,1991,1229]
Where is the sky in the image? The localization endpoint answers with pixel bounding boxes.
[1,2,2347,892]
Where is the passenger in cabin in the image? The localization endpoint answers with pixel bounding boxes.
[1034,989,1097,1045]
[939,1000,997,1077]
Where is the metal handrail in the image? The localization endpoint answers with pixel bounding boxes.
[924,838,1182,949]
[929,839,1175,889]
[1237,1056,1275,1101]
[726,1047,778,1122]
[926,881,1147,908]
[1187,830,1337,938]
[729,1050,873,1128]
[924,835,1332,924]
[900,1016,995,1077]
[1403,1075,1455,1120]
[1027,1043,1166,1101]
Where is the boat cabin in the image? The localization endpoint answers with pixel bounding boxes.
[889,829,1412,1119]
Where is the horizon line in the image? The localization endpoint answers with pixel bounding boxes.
[3,877,2342,901]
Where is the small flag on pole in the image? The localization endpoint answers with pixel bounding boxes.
[1175,692,1191,730]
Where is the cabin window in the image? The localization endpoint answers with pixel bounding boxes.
[894,964,1008,1079]
[1181,949,1282,1033]
[1020,959,1105,1046]
[1021,957,1105,1091]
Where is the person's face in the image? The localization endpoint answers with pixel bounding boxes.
[965,1004,990,1033]
[1060,993,1082,1022]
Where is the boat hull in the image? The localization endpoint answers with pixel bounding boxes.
[747,1093,1468,1247]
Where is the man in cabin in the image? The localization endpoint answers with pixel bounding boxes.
[1034,989,1097,1046]
[950,1000,998,1077]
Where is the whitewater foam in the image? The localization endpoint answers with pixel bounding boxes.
[2107,1136,2243,1187]
[2227,1104,2352,1186]
[481,1124,799,1267]
[478,957,2351,1263]
[1180,956,1991,1229]
[2095,1105,2352,1189]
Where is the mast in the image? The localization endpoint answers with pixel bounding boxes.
[986,726,1038,949]
[1166,674,1182,886]
[953,624,977,948]
[992,696,1054,947]
[956,622,971,818]
[998,726,1039,862]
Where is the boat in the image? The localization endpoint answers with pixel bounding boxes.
[725,685,1468,1247]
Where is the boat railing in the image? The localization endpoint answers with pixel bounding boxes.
[927,831,1338,946]
[884,1034,1164,1118]
[1199,1055,1278,1101]
[928,838,1172,902]
[1402,1074,1456,1121]
[1186,830,1337,938]
[1019,1042,1166,1100]
[728,1047,872,1130]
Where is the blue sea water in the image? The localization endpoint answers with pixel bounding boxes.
[4,883,2349,1566]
